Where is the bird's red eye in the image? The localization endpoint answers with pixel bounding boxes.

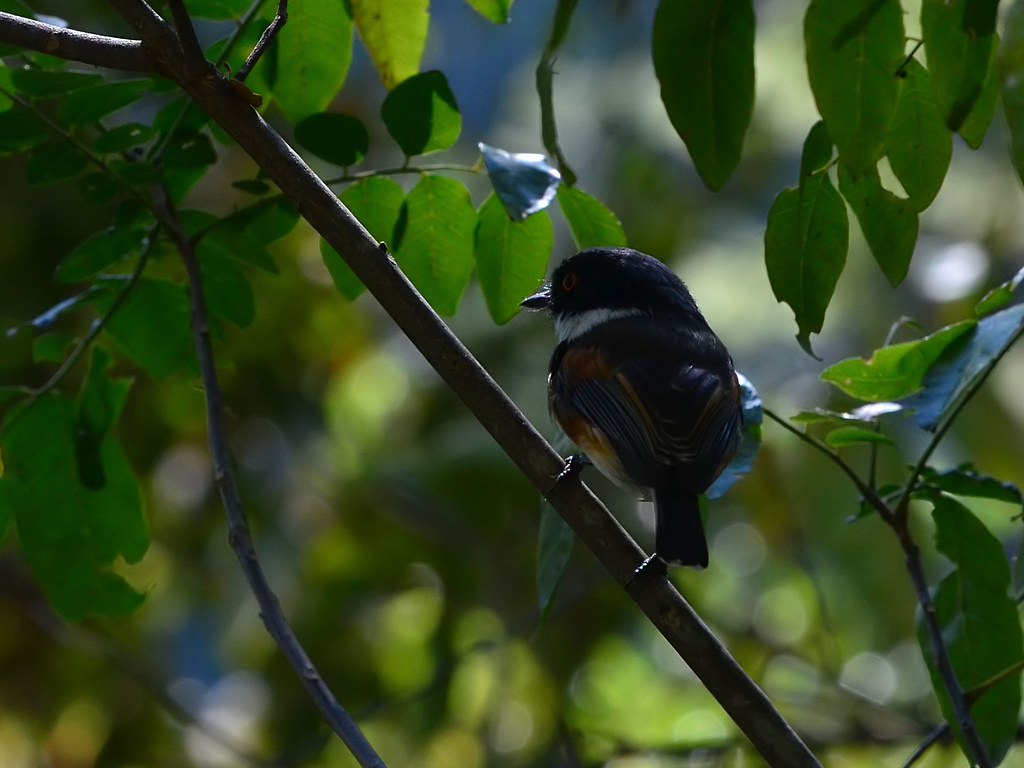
[561,272,578,291]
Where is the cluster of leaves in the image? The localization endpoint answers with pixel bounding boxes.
[788,266,1024,764]
[0,0,634,614]
[653,0,1024,355]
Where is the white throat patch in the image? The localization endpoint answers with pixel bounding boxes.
[554,307,645,342]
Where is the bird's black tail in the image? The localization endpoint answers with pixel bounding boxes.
[653,481,708,568]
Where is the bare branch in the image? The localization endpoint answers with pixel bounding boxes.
[166,0,208,78]
[152,184,388,768]
[236,0,288,82]
[0,11,154,72]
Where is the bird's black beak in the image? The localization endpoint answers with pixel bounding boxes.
[521,284,551,310]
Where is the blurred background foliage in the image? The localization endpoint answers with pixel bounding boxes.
[2,0,1024,766]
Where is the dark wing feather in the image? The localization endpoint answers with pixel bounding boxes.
[558,318,742,492]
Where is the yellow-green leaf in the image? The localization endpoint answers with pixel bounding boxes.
[352,0,429,89]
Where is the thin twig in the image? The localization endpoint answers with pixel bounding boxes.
[0,233,155,438]
[236,0,288,82]
[189,162,482,246]
[146,0,266,160]
[901,723,949,768]
[765,406,992,766]
[151,184,388,768]
[762,407,892,519]
[535,0,578,186]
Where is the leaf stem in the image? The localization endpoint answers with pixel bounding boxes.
[535,0,578,186]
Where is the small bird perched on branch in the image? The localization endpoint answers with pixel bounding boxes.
[522,247,742,569]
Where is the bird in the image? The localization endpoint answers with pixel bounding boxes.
[521,246,742,569]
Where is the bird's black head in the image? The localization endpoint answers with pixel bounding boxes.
[521,247,704,331]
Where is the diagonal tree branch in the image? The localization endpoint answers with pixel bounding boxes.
[0,12,154,72]
[4,9,821,767]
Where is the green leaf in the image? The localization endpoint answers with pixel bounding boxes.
[790,401,904,425]
[26,142,89,186]
[0,109,47,155]
[58,80,148,125]
[184,208,282,274]
[395,175,476,316]
[162,130,217,168]
[184,0,251,19]
[975,266,1024,316]
[958,40,999,148]
[921,0,998,131]
[1001,1,1024,187]
[0,63,13,113]
[905,303,1024,430]
[707,373,762,499]
[0,395,147,620]
[825,426,892,447]
[75,347,132,489]
[381,71,461,156]
[822,320,975,401]
[9,68,103,97]
[108,159,160,187]
[804,0,905,176]
[321,239,365,301]
[351,0,429,89]
[153,95,208,137]
[556,186,627,250]
[464,0,511,23]
[837,164,918,286]
[886,59,952,211]
[1003,0,1024,183]
[232,179,271,196]
[918,495,1022,765]
[474,193,554,324]
[270,0,353,122]
[537,501,573,617]
[33,332,71,363]
[94,278,196,379]
[57,227,146,283]
[79,173,120,203]
[0,325,33,371]
[321,177,406,301]
[294,112,369,167]
[233,196,300,245]
[652,0,755,190]
[93,123,156,154]
[800,120,834,178]
[200,254,255,327]
[919,465,1024,506]
[765,125,849,355]
[341,176,405,248]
